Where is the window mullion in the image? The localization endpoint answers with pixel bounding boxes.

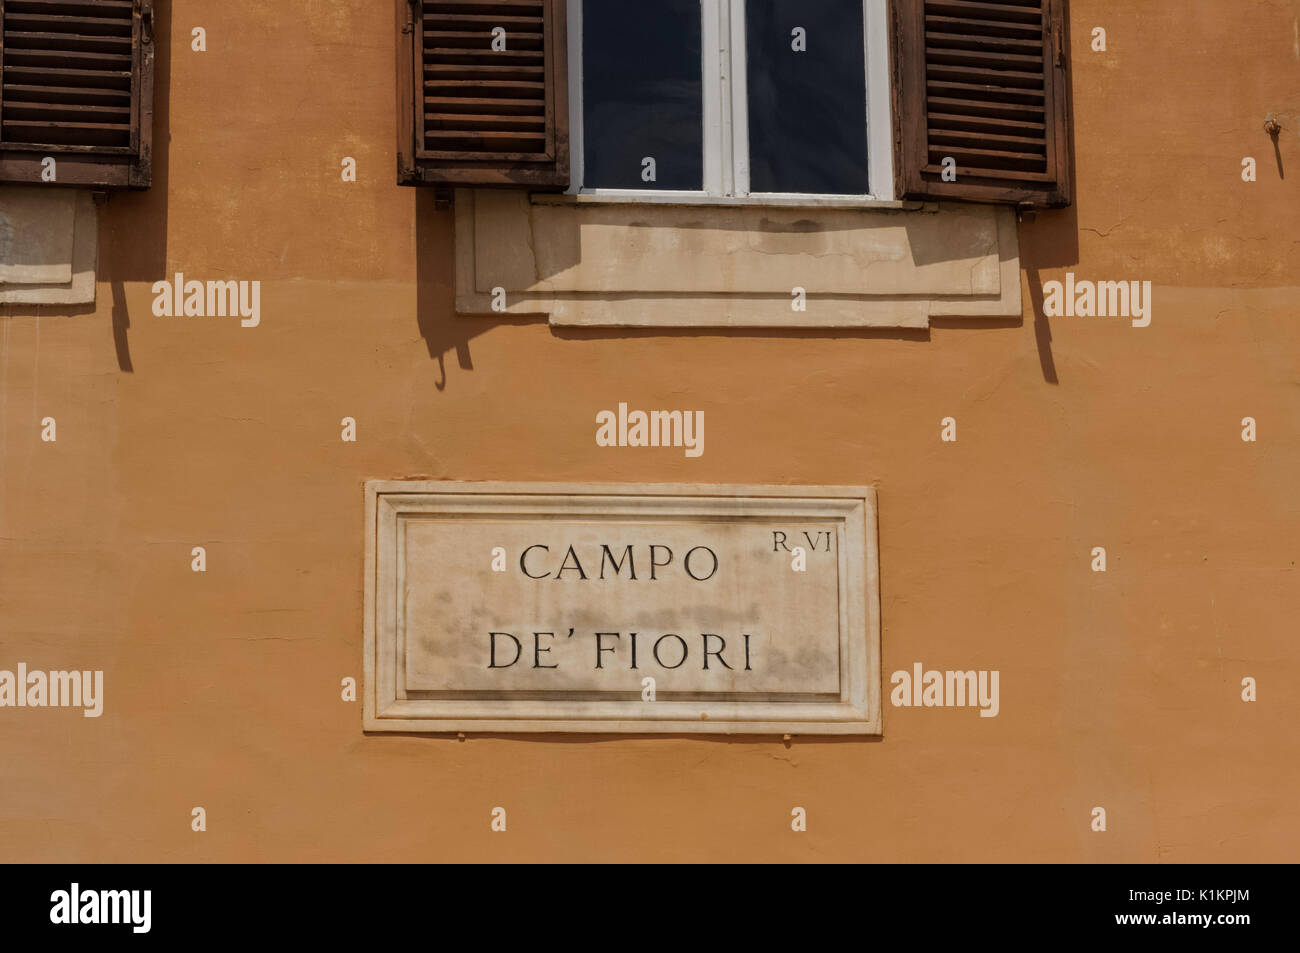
[702,0,727,196]
[726,0,750,197]
[566,0,584,193]
[865,0,895,201]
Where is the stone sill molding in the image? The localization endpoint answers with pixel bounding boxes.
[0,186,97,307]
[454,188,1021,328]
[532,193,926,210]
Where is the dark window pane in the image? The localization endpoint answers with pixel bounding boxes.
[746,0,869,194]
[582,0,703,190]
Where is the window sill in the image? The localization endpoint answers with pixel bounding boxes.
[533,192,927,212]
[456,188,1021,329]
[0,186,97,307]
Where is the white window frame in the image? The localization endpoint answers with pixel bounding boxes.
[565,0,895,205]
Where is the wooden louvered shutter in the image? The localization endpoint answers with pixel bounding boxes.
[892,0,1072,208]
[397,0,568,189]
[0,0,154,188]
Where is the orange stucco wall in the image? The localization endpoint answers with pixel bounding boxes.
[1,1,1297,862]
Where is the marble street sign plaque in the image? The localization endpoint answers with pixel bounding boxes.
[363,482,880,734]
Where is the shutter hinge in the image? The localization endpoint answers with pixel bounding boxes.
[1052,22,1064,68]
[397,154,417,185]
[135,1,154,45]
[403,0,416,34]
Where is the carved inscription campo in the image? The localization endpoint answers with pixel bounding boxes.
[364,482,881,734]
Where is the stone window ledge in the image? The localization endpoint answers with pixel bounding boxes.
[0,186,97,307]
[454,188,1020,329]
[532,193,926,211]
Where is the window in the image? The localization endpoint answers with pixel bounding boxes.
[567,0,894,202]
[398,0,1074,211]
[0,0,156,188]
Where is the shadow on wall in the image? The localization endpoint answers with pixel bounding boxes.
[1018,194,1080,384]
[548,320,934,346]
[538,201,1013,345]
[413,189,536,390]
[96,0,174,373]
[1014,44,1083,387]
[1017,204,1080,387]
[504,194,1007,282]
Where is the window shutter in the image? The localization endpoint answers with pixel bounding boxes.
[397,0,569,189]
[892,0,1072,208]
[0,0,154,188]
